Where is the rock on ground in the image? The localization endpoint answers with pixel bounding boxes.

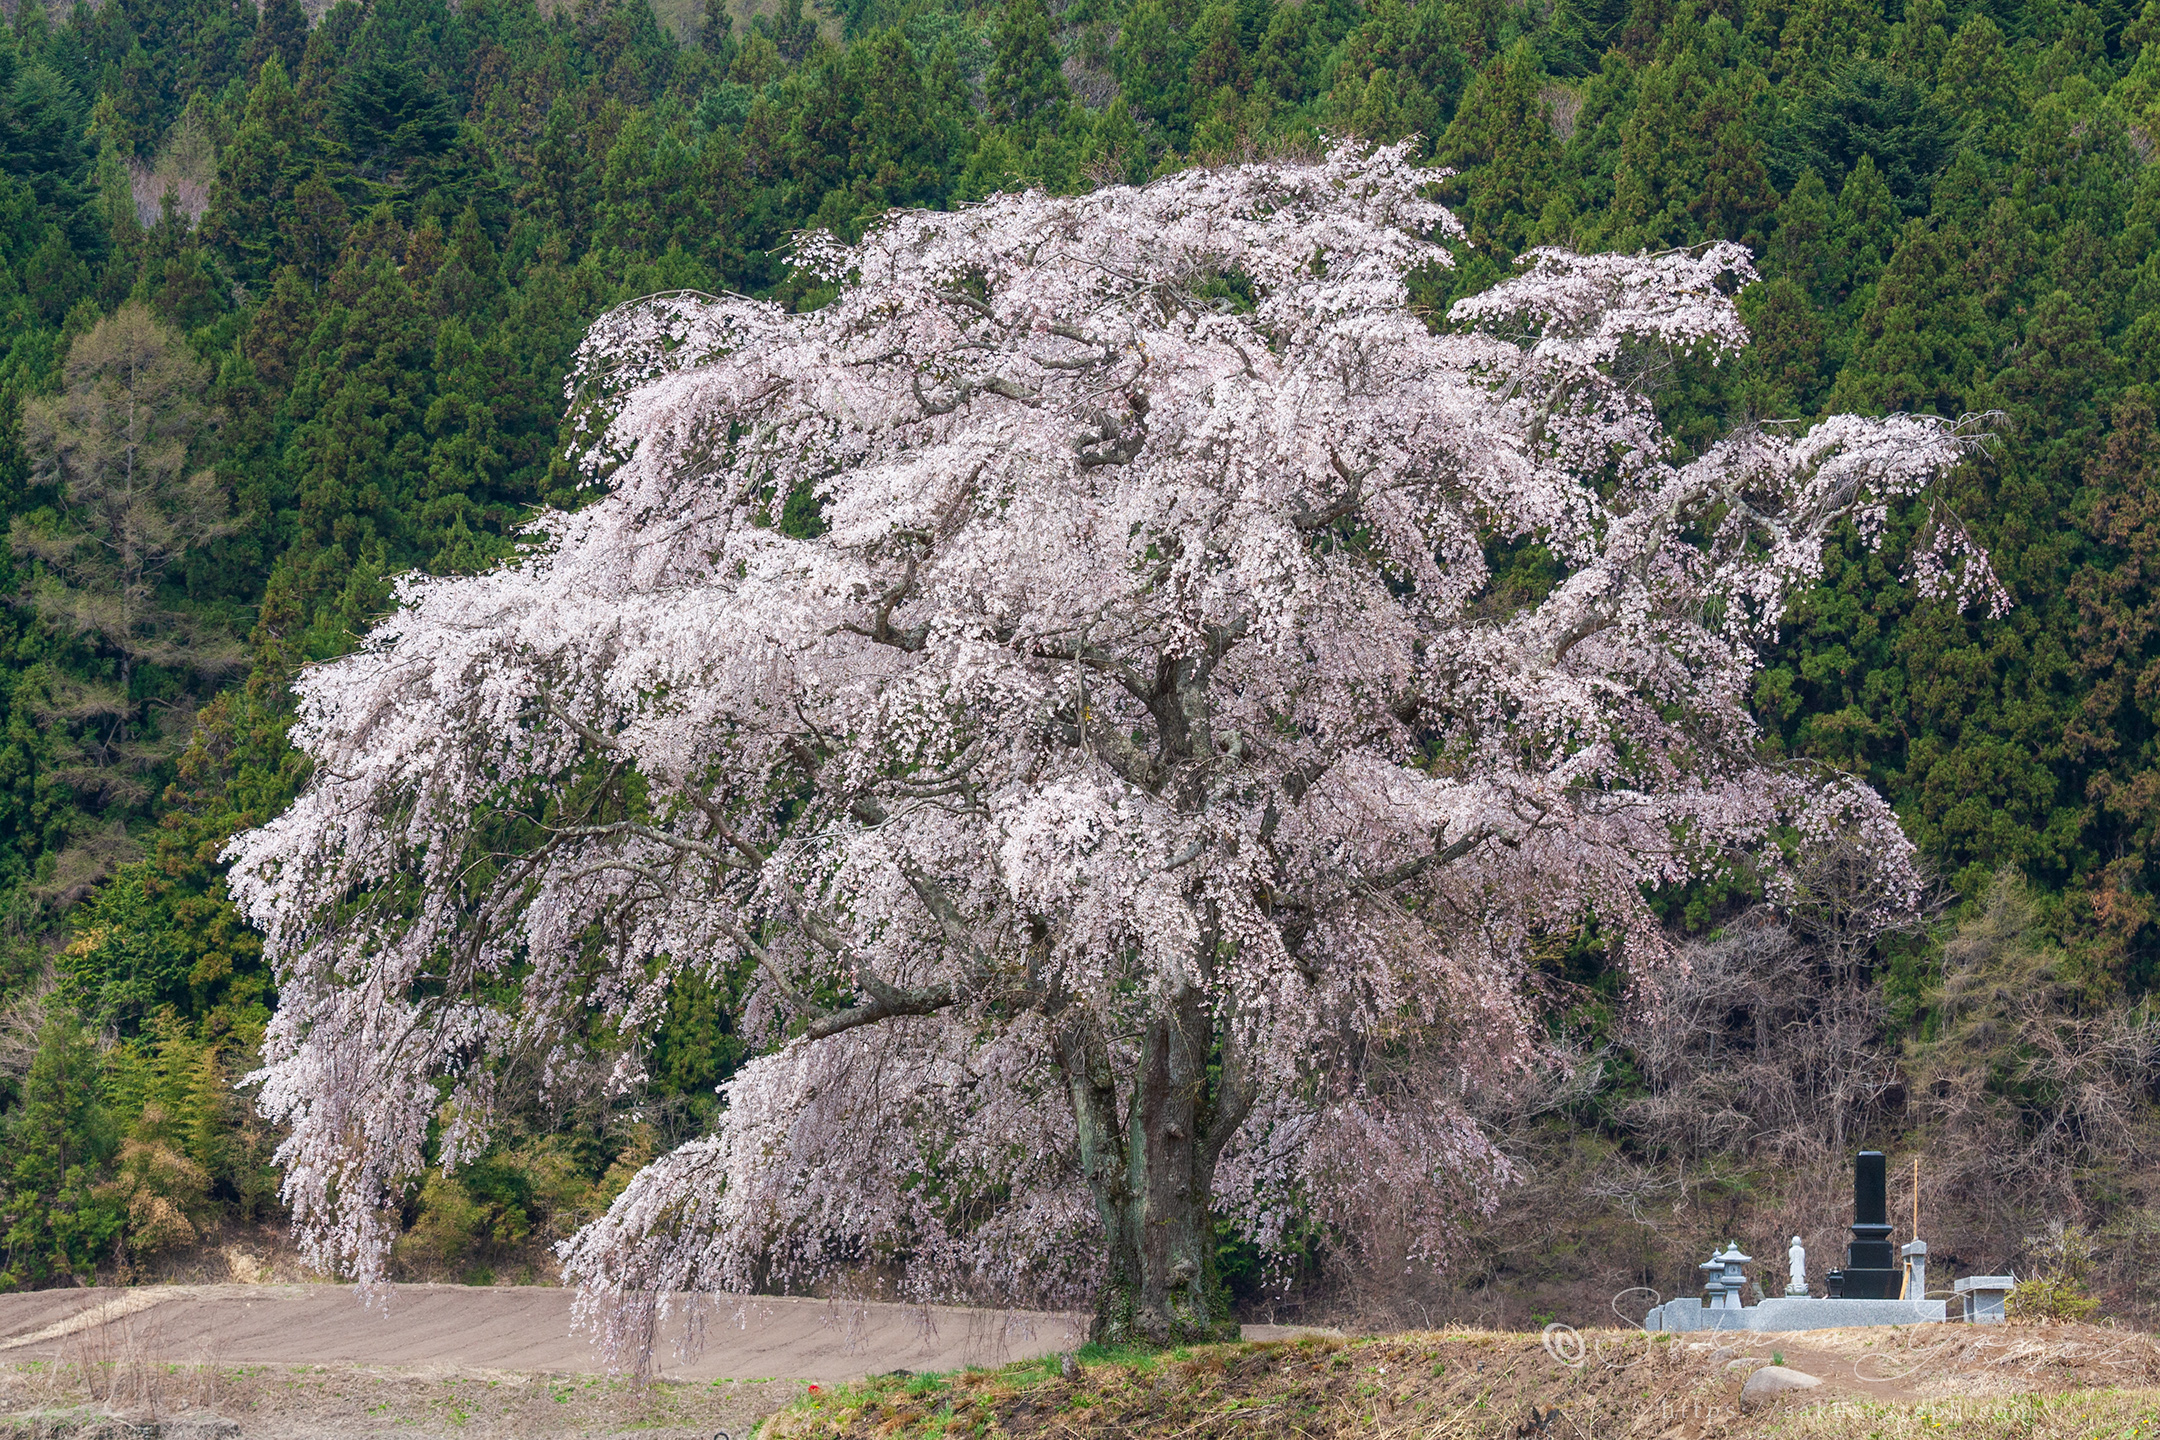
[1741,1364,1825,1406]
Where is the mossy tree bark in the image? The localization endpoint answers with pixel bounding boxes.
[1057,956,1252,1348]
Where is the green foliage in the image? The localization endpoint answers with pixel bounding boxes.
[987,0,1067,133]
[62,866,188,1030]
[1,1009,121,1287]
[337,58,458,184]
[2006,1223,2104,1321]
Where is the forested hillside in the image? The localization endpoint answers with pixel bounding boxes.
[0,0,2154,1320]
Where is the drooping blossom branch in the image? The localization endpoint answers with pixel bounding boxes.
[227,141,1995,1361]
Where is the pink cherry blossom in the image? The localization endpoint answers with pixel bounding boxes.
[225,141,1995,1365]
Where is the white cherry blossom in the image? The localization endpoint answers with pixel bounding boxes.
[226,142,1994,1362]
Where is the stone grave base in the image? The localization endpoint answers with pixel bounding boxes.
[1643,1296,1948,1332]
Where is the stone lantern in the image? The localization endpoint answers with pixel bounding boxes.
[1700,1241,1752,1311]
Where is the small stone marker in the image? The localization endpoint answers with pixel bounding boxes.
[1953,1274,2017,1324]
[1740,1365,1823,1407]
[1901,1239,1928,1298]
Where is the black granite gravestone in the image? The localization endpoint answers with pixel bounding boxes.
[1841,1150,1902,1299]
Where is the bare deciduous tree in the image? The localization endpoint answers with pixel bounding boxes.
[9,302,241,834]
[14,306,240,694]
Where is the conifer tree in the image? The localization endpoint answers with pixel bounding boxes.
[1774,0,1885,86]
[523,96,597,256]
[1081,96,1149,186]
[845,29,946,211]
[62,865,188,1028]
[426,201,499,320]
[1934,16,2023,168]
[2035,3,2109,93]
[282,220,436,570]
[244,0,308,83]
[1836,153,1903,300]
[700,0,736,63]
[1999,288,2115,490]
[1548,0,1631,75]
[1254,1,1320,102]
[1735,276,1831,416]
[9,304,239,799]
[420,314,508,553]
[1769,167,1841,309]
[1434,44,1557,254]
[1444,0,1505,66]
[1887,0,1952,87]
[2117,0,2160,131]
[1830,218,1985,416]
[1115,1,1190,145]
[596,111,725,260]
[1188,4,1251,97]
[988,0,1069,133]
[279,165,350,281]
[1610,13,1773,249]
[1968,193,2045,329]
[202,56,301,289]
[1341,67,1403,142]
[337,56,459,185]
[2068,393,2160,877]
[2,46,97,246]
[2013,84,2135,243]
[1405,0,1474,120]
[0,1010,119,1287]
[239,263,316,398]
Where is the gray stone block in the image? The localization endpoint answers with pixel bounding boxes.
[1953,1275,2017,1324]
[1644,1295,1946,1332]
[1747,1296,1947,1330]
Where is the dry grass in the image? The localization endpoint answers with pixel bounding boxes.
[764,1324,2160,1439]
[1763,1391,2160,1439]
[1801,1321,2160,1395]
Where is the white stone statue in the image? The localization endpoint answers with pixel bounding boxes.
[1787,1236,1809,1296]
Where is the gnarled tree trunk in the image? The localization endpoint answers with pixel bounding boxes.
[1058,967,1252,1346]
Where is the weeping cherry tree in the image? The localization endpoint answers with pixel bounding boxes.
[226,143,1998,1354]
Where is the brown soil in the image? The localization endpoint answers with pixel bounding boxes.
[0,1283,1082,1439]
[0,1359,795,1438]
[0,1284,1083,1384]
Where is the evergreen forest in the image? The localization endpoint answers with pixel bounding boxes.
[0,0,2156,1323]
